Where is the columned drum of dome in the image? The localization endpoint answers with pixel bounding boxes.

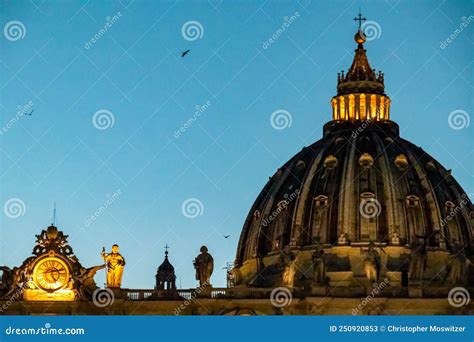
[233,25,473,297]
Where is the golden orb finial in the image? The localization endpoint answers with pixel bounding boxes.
[354,29,366,44]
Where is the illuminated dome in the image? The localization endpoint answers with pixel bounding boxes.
[233,27,473,295]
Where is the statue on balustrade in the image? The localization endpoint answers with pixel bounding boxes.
[76,265,106,299]
[363,242,382,285]
[0,266,15,298]
[409,236,427,281]
[194,246,214,287]
[279,245,296,286]
[445,240,467,285]
[101,244,126,288]
[312,244,326,285]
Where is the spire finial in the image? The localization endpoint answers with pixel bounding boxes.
[164,244,169,256]
[354,11,366,30]
[51,202,57,226]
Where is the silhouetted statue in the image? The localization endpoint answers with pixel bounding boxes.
[101,244,126,288]
[194,246,214,287]
[312,245,326,285]
[0,266,22,299]
[445,241,467,285]
[409,236,427,281]
[75,264,106,299]
[0,266,14,290]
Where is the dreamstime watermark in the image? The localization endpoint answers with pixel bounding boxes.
[173,282,209,315]
[0,283,28,313]
[92,109,115,130]
[359,198,381,219]
[181,198,204,219]
[351,118,373,139]
[262,12,300,49]
[440,193,471,227]
[262,189,300,227]
[447,286,470,308]
[3,198,26,219]
[448,109,470,130]
[270,287,292,308]
[352,278,390,315]
[92,287,115,307]
[5,323,85,336]
[361,20,382,41]
[4,21,26,41]
[173,100,211,138]
[440,16,474,49]
[181,20,204,41]
[270,109,292,130]
[84,12,123,49]
[84,189,122,228]
[0,101,33,135]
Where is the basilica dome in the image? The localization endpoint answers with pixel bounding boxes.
[233,29,473,293]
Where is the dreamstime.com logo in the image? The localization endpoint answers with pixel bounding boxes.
[92,288,115,308]
[3,20,26,41]
[359,198,381,219]
[4,323,85,336]
[181,198,204,219]
[447,287,470,308]
[3,198,26,219]
[92,109,115,130]
[448,109,470,130]
[270,109,292,130]
[270,287,292,308]
[181,20,204,41]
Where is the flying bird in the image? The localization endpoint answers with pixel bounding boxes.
[24,109,34,116]
[223,235,230,239]
[181,49,190,57]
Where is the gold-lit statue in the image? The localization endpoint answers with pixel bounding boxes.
[101,244,125,288]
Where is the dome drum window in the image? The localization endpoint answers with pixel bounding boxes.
[406,195,420,208]
[314,195,329,207]
[394,154,409,170]
[445,201,456,213]
[359,152,374,168]
[323,155,338,169]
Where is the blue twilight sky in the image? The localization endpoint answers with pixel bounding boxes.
[0,0,472,289]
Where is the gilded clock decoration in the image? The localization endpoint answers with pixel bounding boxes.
[33,257,70,291]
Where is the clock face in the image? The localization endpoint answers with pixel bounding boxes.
[33,257,70,291]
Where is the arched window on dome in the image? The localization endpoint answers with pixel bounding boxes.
[444,201,460,243]
[405,195,426,237]
[359,94,366,120]
[359,192,378,241]
[406,195,420,208]
[270,200,290,251]
[244,210,261,260]
[312,195,329,244]
[370,95,377,119]
[349,94,355,120]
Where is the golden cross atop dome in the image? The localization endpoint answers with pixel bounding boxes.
[353,11,366,29]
